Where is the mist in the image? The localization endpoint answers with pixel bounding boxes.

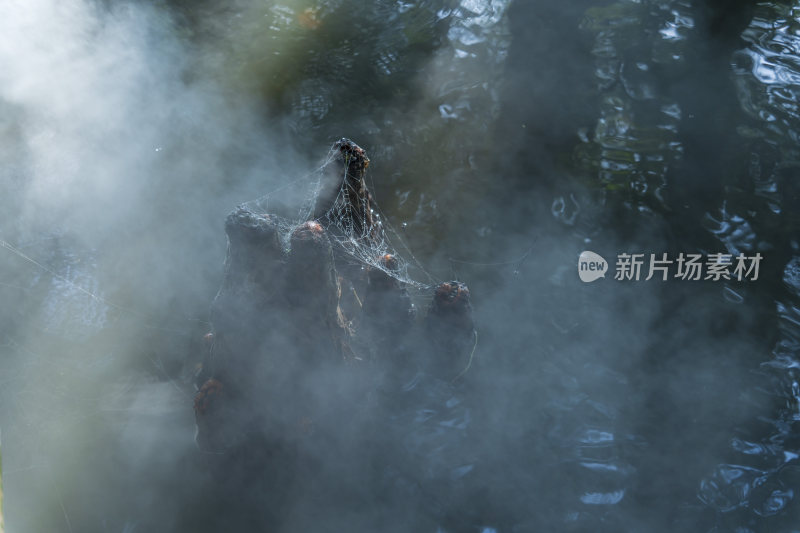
[0,0,315,531]
[1,0,799,532]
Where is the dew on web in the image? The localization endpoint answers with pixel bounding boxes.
[241,138,439,292]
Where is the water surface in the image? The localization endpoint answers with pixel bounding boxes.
[1,0,800,531]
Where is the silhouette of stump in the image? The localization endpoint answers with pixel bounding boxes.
[194,138,476,454]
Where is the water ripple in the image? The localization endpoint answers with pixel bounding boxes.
[576,1,690,210]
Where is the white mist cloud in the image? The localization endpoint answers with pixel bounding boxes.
[0,0,293,242]
[0,3,301,530]
[1,2,164,226]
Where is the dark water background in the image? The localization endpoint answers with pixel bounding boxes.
[1,0,800,531]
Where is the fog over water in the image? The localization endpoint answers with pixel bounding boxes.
[1,1,799,532]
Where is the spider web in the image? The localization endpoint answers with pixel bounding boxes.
[241,139,438,291]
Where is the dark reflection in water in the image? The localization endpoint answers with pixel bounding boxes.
[494,0,800,531]
[693,3,800,530]
[574,0,690,210]
[3,0,800,531]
